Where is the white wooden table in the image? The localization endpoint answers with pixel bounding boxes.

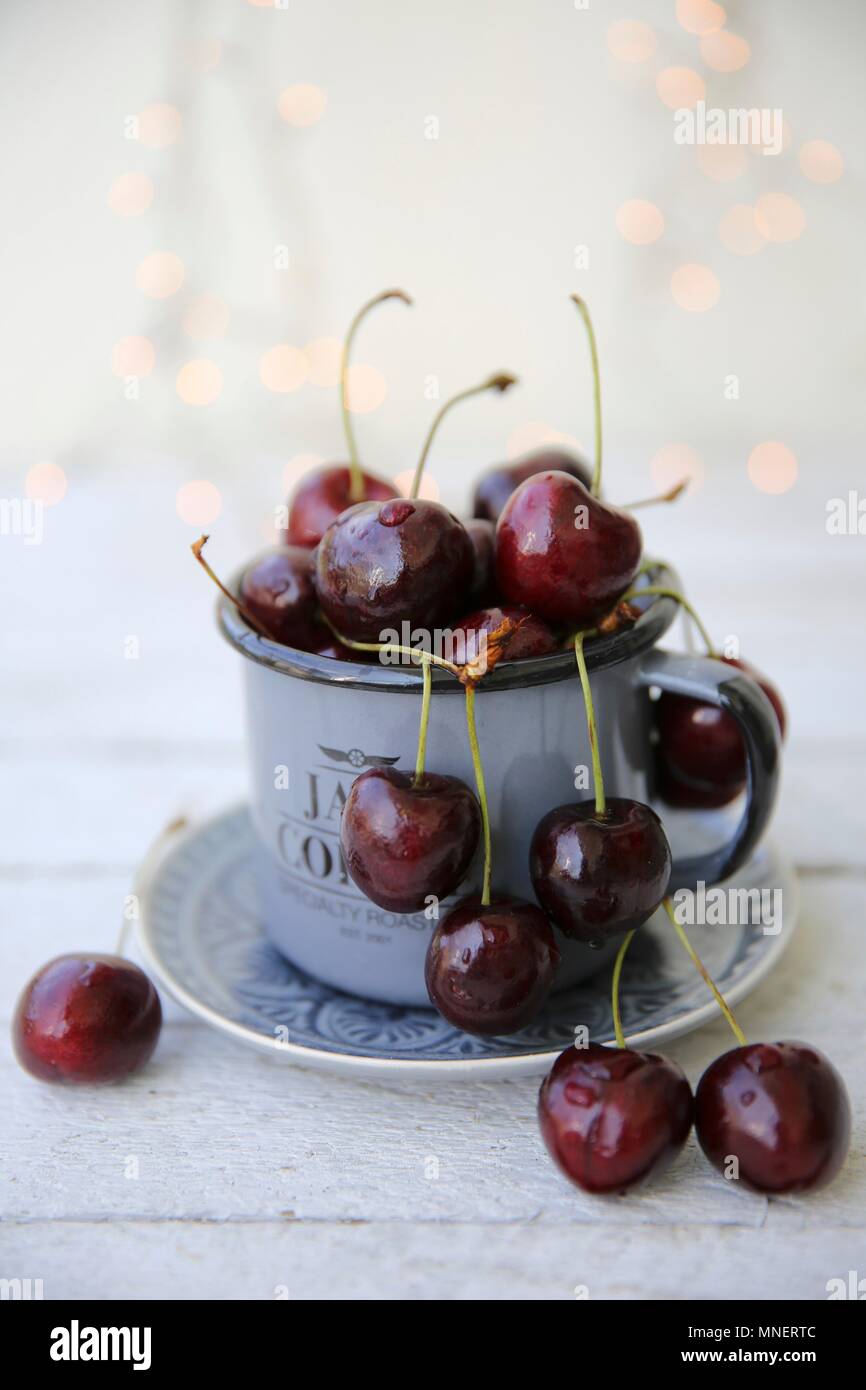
[2,458,864,1300]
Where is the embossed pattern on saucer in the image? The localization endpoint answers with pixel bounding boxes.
[136,805,797,1080]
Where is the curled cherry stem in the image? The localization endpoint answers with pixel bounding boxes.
[574,632,606,817]
[464,686,492,907]
[340,289,413,504]
[622,584,717,657]
[611,929,636,1049]
[414,655,433,785]
[191,535,269,639]
[410,372,517,500]
[571,295,602,497]
[662,898,747,1047]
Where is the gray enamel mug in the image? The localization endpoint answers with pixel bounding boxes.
[218,563,781,1007]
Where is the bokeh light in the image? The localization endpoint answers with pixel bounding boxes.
[278,84,327,127]
[656,68,706,110]
[616,199,665,245]
[747,442,798,494]
[719,204,767,256]
[176,360,223,406]
[699,30,751,72]
[676,0,726,35]
[670,264,720,312]
[304,337,343,388]
[183,293,231,341]
[25,462,68,506]
[799,139,844,184]
[135,251,185,298]
[755,192,806,242]
[345,364,387,414]
[189,38,222,73]
[108,172,154,217]
[176,480,222,526]
[260,344,307,393]
[394,469,440,501]
[506,423,584,462]
[111,336,156,378]
[697,142,748,182]
[606,20,657,63]
[650,444,705,494]
[137,103,182,149]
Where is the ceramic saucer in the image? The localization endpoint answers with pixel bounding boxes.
[135,805,797,1080]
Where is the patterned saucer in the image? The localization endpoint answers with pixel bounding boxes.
[135,805,797,1080]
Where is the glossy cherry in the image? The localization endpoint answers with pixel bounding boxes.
[530,798,671,945]
[315,498,474,642]
[452,604,559,663]
[341,767,481,914]
[695,1041,850,1194]
[538,1043,694,1193]
[425,896,559,1035]
[472,449,592,523]
[465,518,498,607]
[656,657,786,807]
[13,954,162,1085]
[496,471,642,627]
[239,546,319,647]
[286,466,394,549]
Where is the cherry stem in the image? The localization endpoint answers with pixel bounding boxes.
[662,898,747,1047]
[571,295,602,497]
[413,655,433,785]
[341,289,413,504]
[191,535,269,639]
[574,633,606,817]
[611,929,636,1049]
[320,617,460,675]
[464,685,492,907]
[409,372,517,500]
[622,479,689,511]
[622,585,717,657]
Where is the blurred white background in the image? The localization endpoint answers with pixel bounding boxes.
[1,0,864,750]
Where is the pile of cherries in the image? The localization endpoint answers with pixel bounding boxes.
[13,290,850,1201]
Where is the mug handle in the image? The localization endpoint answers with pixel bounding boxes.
[637,649,782,892]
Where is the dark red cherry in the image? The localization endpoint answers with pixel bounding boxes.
[496,471,642,626]
[530,798,671,944]
[341,767,481,914]
[695,1041,850,1194]
[538,1043,694,1193]
[239,546,319,647]
[465,518,498,607]
[473,449,593,523]
[656,656,786,807]
[285,464,394,549]
[13,954,162,1085]
[425,896,559,1035]
[315,498,474,642]
[452,604,559,663]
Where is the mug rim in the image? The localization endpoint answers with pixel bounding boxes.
[217,558,680,694]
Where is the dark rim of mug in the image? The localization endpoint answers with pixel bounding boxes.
[217,559,681,693]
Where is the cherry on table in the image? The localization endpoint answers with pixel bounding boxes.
[538,1043,694,1193]
[695,1041,850,1194]
[425,896,560,1035]
[13,954,162,1085]
[472,449,592,524]
[495,470,642,627]
[315,498,474,642]
[530,797,671,945]
[341,767,481,914]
